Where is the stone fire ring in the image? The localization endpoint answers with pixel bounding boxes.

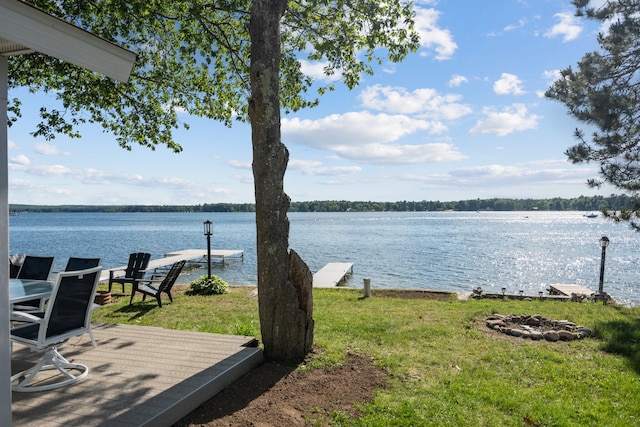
[486,314,593,342]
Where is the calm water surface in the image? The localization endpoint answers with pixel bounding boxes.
[9,211,640,306]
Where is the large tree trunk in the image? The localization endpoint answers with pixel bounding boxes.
[249,0,314,362]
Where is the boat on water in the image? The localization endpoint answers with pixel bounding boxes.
[584,212,598,218]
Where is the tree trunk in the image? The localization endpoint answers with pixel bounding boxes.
[249,0,314,362]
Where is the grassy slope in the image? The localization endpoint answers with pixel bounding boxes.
[92,286,640,426]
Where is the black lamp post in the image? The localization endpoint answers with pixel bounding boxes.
[598,236,609,295]
[204,220,212,279]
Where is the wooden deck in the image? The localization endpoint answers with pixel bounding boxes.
[313,263,354,288]
[548,284,595,297]
[11,323,262,426]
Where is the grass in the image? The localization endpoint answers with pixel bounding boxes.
[92,285,640,426]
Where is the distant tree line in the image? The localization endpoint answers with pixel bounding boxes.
[9,194,635,213]
[289,194,632,212]
[9,203,256,213]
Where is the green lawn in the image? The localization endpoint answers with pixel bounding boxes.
[93,285,640,426]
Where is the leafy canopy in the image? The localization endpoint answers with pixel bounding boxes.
[546,0,640,229]
[9,0,419,152]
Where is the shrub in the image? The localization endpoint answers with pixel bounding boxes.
[187,274,229,295]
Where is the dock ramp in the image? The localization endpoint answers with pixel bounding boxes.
[548,284,595,297]
[313,263,353,288]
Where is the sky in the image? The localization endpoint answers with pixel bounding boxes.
[7,0,614,206]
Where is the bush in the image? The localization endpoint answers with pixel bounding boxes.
[187,274,229,295]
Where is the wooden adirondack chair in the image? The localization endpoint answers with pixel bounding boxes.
[108,252,150,293]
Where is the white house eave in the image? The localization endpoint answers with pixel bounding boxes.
[0,0,136,82]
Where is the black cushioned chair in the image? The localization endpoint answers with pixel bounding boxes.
[17,255,54,281]
[9,253,26,278]
[14,255,55,311]
[108,252,150,293]
[130,260,185,307]
[10,266,103,392]
[65,257,101,272]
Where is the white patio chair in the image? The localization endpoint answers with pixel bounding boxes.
[10,266,102,392]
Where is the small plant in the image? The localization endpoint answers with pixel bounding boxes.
[187,274,229,295]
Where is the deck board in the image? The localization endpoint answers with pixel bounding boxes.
[11,323,262,426]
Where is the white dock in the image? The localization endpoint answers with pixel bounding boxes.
[164,249,244,265]
[313,263,354,288]
[101,249,244,282]
[548,284,595,297]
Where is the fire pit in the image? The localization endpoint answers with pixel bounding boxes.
[486,314,592,341]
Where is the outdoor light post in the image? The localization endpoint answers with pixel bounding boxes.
[598,236,610,296]
[204,220,212,279]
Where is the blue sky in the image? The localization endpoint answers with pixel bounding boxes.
[8,0,611,206]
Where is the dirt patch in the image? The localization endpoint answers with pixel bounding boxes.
[371,288,455,301]
[175,350,388,426]
[173,285,449,426]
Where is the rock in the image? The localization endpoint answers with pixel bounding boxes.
[520,330,530,339]
[543,331,560,342]
[557,320,576,330]
[526,316,542,326]
[530,331,544,340]
[487,319,506,328]
[576,327,592,338]
[558,330,575,341]
[487,314,506,320]
[509,329,523,337]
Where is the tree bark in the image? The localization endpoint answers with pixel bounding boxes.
[249,0,314,362]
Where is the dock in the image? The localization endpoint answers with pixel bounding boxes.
[100,249,244,282]
[548,284,595,297]
[164,249,244,267]
[313,263,353,288]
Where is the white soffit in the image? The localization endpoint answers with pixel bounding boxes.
[0,0,136,82]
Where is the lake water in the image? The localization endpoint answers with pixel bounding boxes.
[9,211,640,306]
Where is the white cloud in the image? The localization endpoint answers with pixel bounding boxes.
[543,69,561,83]
[283,111,436,148]
[232,174,254,184]
[8,140,17,150]
[29,164,72,176]
[545,12,582,42]
[34,142,66,156]
[414,7,458,60]
[227,160,252,169]
[504,18,527,32]
[299,59,333,82]
[537,70,563,97]
[359,85,472,120]
[493,73,526,95]
[333,142,466,164]
[10,155,30,166]
[9,178,42,191]
[288,159,362,176]
[448,74,468,87]
[400,161,596,190]
[282,112,466,165]
[469,104,541,136]
[447,163,593,186]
